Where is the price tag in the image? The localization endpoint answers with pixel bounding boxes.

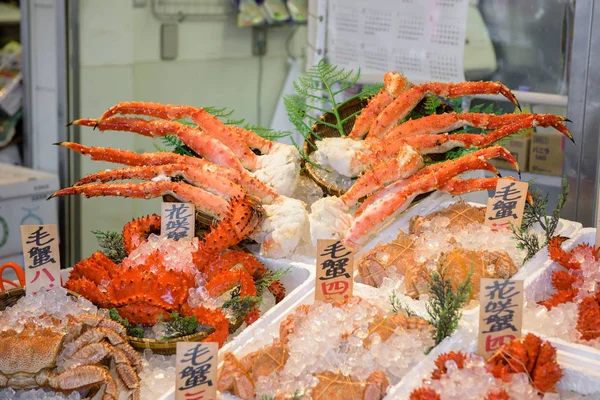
[161,202,196,241]
[315,239,354,302]
[478,278,524,359]
[20,224,61,295]
[484,179,529,232]
[176,342,218,400]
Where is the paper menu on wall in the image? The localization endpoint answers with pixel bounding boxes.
[326,0,470,83]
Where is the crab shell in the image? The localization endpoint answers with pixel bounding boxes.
[0,314,142,399]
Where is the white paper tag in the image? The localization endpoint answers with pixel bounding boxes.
[20,224,61,294]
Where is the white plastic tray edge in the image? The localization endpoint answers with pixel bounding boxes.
[157,258,315,400]
[386,325,600,399]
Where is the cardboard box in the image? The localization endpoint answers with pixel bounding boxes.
[489,136,530,172]
[0,163,60,258]
[529,131,564,176]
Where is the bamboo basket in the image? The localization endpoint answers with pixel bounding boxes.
[0,286,232,356]
[127,327,215,355]
[302,96,454,197]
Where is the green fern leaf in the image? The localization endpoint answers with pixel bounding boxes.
[359,83,384,99]
[424,97,442,115]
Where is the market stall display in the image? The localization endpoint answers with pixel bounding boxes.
[388,323,600,399]
[217,294,432,399]
[523,229,600,351]
[3,59,600,399]
[0,287,141,399]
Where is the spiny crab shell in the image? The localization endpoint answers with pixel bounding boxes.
[542,236,600,341]
[0,313,142,400]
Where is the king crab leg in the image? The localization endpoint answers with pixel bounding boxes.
[58,142,278,203]
[340,145,506,209]
[71,117,246,172]
[316,113,569,180]
[348,72,410,139]
[377,112,572,149]
[366,81,520,140]
[345,146,519,247]
[397,114,570,155]
[93,102,302,197]
[75,164,247,200]
[98,101,275,154]
[58,142,306,258]
[49,181,231,219]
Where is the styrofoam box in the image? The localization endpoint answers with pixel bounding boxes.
[157,257,314,400]
[0,163,60,257]
[352,192,582,323]
[388,325,600,399]
[159,282,467,400]
[522,227,600,364]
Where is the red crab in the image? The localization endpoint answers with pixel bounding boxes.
[65,196,285,347]
[409,334,562,399]
[486,333,562,393]
[539,236,600,341]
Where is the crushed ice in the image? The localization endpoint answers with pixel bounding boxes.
[253,297,434,398]
[0,286,97,333]
[124,234,200,276]
[139,349,176,399]
[411,216,527,266]
[523,240,600,349]
[417,353,596,399]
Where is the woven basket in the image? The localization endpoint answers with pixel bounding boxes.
[128,327,215,355]
[302,96,454,197]
[0,286,227,356]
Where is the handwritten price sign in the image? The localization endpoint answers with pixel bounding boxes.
[20,225,61,295]
[478,278,524,358]
[161,202,195,241]
[485,179,529,232]
[316,239,354,302]
[176,342,217,400]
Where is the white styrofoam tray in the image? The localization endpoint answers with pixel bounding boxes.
[159,281,465,400]
[352,193,582,323]
[522,228,600,364]
[387,324,600,399]
[157,257,314,400]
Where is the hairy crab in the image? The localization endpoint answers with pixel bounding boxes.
[218,297,432,399]
[0,313,142,400]
[357,202,519,299]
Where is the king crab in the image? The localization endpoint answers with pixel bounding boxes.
[53,100,309,258]
[308,73,571,248]
[65,196,285,347]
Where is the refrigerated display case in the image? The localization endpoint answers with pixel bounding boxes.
[15,0,600,264]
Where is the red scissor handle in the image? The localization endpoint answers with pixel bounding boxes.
[0,262,26,291]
